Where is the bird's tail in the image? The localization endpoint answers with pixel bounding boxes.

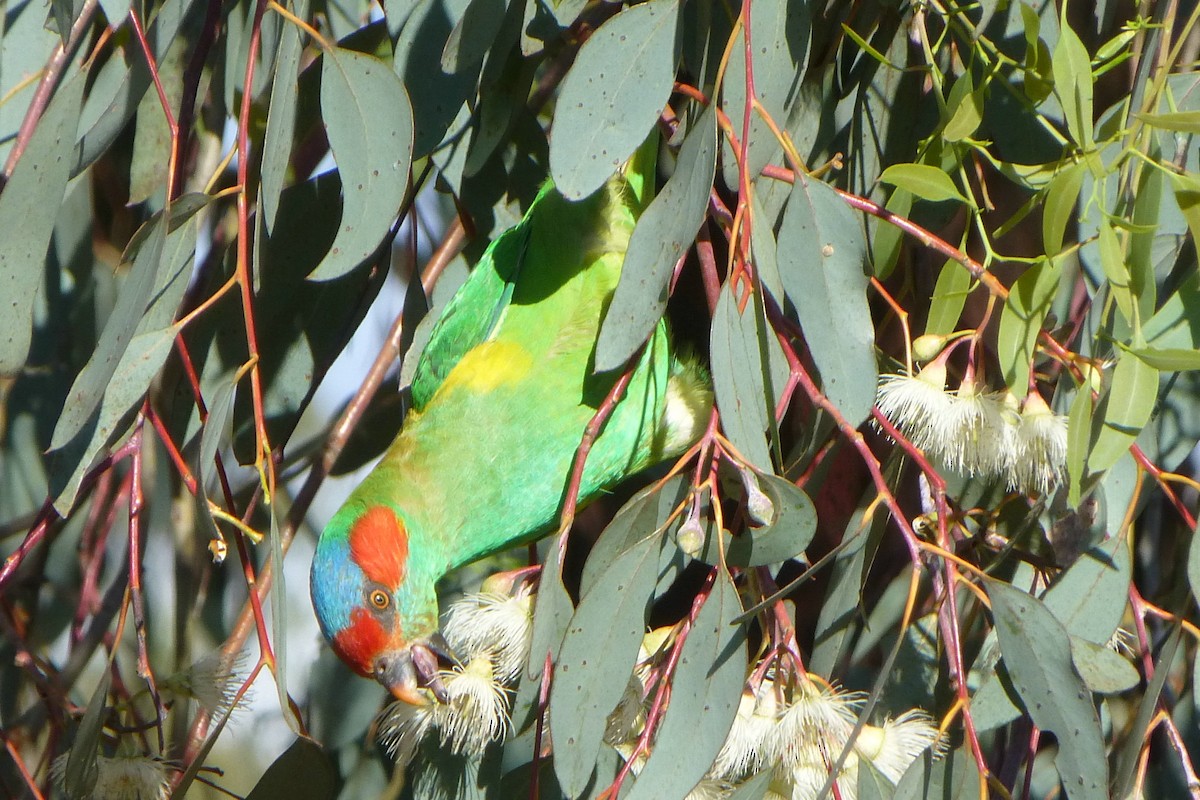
[655,350,713,457]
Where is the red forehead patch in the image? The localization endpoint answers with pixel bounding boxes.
[333,607,387,677]
[349,506,409,589]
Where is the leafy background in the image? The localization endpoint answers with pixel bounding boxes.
[2,0,1199,798]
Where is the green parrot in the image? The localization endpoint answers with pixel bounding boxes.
[309,138,711,704]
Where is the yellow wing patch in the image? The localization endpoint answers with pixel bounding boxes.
[439,341,534,395]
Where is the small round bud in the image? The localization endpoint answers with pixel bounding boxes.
[677,516,705,556]
[912,333,947,362]
[739,467,775,526]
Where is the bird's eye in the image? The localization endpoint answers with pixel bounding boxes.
[369,589,391,610]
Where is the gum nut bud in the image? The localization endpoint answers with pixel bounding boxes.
[747,490,774,527]
[480,572,518,596]
[739,467,775,526]
[912,334,947,362]
[677,516,705,556]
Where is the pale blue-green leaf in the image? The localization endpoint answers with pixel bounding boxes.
[312,48,413,280]
[1042,162,1085,256]
[50,219,166,449]
[49,201,202,511]
[50,326,180,512]
[0,70,85,375]
[262,0,310,233]
[709,281,787,472]
[129,39,184,204]
[97,0,131,26]
[270,510,303,732]
[1170,172,1200,251]
[1043,533,1130,645]
[1089,350,1157,474]
[194,371,236,546]
[441,0,508,73]
[625,568,746,800]
[1069,636,1138,695]
[811,508,874,676]
[73,0,193,174]
[0,0,62,164]
[1188,519,1200,610]
[581,480,678,595]
[595,104,717,371]
[550,534,659,797]
[726,771,772,800]
[857,759,895,800]
[1051,20,1094,148]
[777,178,877,426]
[514,545,570,732]
[1066,389,1093,506]
[245,738,337,800]
[727,474,816,567]
[894,748,981,800]
[877,164,966,204]
[989,582,1107,800]
[1113,627,1182,797]
[970,670,1022,732]
[925,259,972,338]
[996,258,1058,399]
[549,0,679,200]
[718,0,810,186]
[393,0,476,157]
[62,669,111,800]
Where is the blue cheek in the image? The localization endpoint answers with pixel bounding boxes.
[310,537,362,638]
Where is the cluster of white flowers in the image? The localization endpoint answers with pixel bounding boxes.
[52,746,171,800]
[876,364,1068,495]
[714,679,943,799]
[161,648,247,718]
[377,582,535,764]
[605,674,942,800]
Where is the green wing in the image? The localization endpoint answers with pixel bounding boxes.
[408,206,532,410]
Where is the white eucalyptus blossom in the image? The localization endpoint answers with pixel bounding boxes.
[941,379,1008,475]
[162,649,246,717]
[442,583,535,683]
[851,709,943,782]
[875,362,955,452]
[376,697,436,766]
[1007,393,1068,495]
[377,655,511,761]
[712,681,784,779]
[774,682,861,768]
[52,748,171,800]
[435,656,511,754]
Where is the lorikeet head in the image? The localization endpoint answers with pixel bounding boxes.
[310,503,450,704]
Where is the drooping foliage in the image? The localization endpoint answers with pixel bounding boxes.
[2,1,1200,799]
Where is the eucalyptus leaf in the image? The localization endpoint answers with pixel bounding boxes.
[245,737,337,800]
[989,582,1107,799]
[776,177,877,427]
[595,105,717,372]
[549,534,659,797]
[625,567,746,800]
[312,47,414,280]
[877,163,966,204]
[0,70,86,375]
[550,0,680,200]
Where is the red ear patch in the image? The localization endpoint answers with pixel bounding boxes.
[333,607,387,677]
[349,506,409,589]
